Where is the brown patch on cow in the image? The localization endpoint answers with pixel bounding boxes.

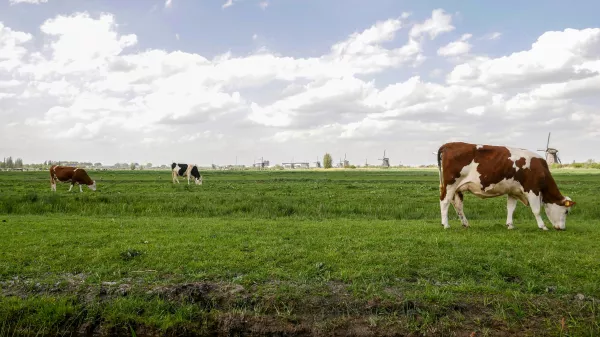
[473,145,519,191]
[438,142,477,200]
[527,158,561,204]
[438,142,567,205]
[50,165,94,186]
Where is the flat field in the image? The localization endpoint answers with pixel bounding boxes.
[0,169,599,336]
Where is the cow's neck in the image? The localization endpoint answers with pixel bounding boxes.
[541,174,564,204]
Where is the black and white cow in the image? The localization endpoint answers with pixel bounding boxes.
[171,163,203,185]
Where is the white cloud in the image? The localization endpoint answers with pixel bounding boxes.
[409,9,454,40]
[259,1,268,10]
[164,0,172,8]
[249,76,377,127]
[0,9,599,165]
[252,33,258,40]
[486,32,502,40]
[21,13,137,78]
[466,106,485,116]
[429,68,444,78]
[222,0,234,9]
[437,33,472,56]
[0,23,32,71]
[9,0,48,4]
[447,28,600,89]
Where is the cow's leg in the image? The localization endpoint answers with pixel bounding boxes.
[50,176,56,192]
[440,186,455,229]
[506,196,517,229]
[68,183,74,192]
[440,199,451,229]
[452,191,469,228]
[187,173,190,185]
[527,193,548,231]
[79,184,83,193]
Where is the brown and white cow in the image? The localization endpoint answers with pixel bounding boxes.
[437,142,575,230]
[50,165,97,192]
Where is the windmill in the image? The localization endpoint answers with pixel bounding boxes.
[336,154,349,168]
[537,132,561,164]
[313,156,321,168]
[379,150,390,168]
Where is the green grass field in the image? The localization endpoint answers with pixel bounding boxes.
[1,169,599,336]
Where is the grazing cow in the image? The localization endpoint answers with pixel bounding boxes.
[50,165,97,192]
[437,142,575,231]
[171,163,203,185]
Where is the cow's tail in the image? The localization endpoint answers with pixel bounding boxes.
[437,146,444,195]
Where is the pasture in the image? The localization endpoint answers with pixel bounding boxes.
[1,169,599,336]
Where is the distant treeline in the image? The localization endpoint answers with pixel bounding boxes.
[0,159,164,170]
[0,157,23,169]
[551,160,600,169]
[1,157,598,170]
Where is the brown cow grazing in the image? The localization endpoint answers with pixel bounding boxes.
[437,142,575,231]
[50,165,97,192]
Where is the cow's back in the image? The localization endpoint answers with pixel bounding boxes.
[51,165,74,181]
[177,164,188,176]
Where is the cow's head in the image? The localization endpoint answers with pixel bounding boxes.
[544,197,575,230]
[195,175,203,185]
[88,180,97,191]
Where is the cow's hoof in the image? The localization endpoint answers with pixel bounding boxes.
[540,227,549,231]
[462,224,469,228]
[506,223,514,230]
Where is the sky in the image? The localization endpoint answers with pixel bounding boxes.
[1,0,599,167]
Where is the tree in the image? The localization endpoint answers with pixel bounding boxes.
[6,157,14,169]
[146,163,152,169]
[323,153,332,169]
[130,163,136,170]
[14,158,23,168]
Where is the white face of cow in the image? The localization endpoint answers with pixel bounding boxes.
[88,180,97,191]
[544,197,574,230]
[195,175,203,185]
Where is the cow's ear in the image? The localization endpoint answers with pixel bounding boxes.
[563,200,575,207]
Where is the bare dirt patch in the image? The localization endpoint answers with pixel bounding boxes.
[1,278,599,336]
